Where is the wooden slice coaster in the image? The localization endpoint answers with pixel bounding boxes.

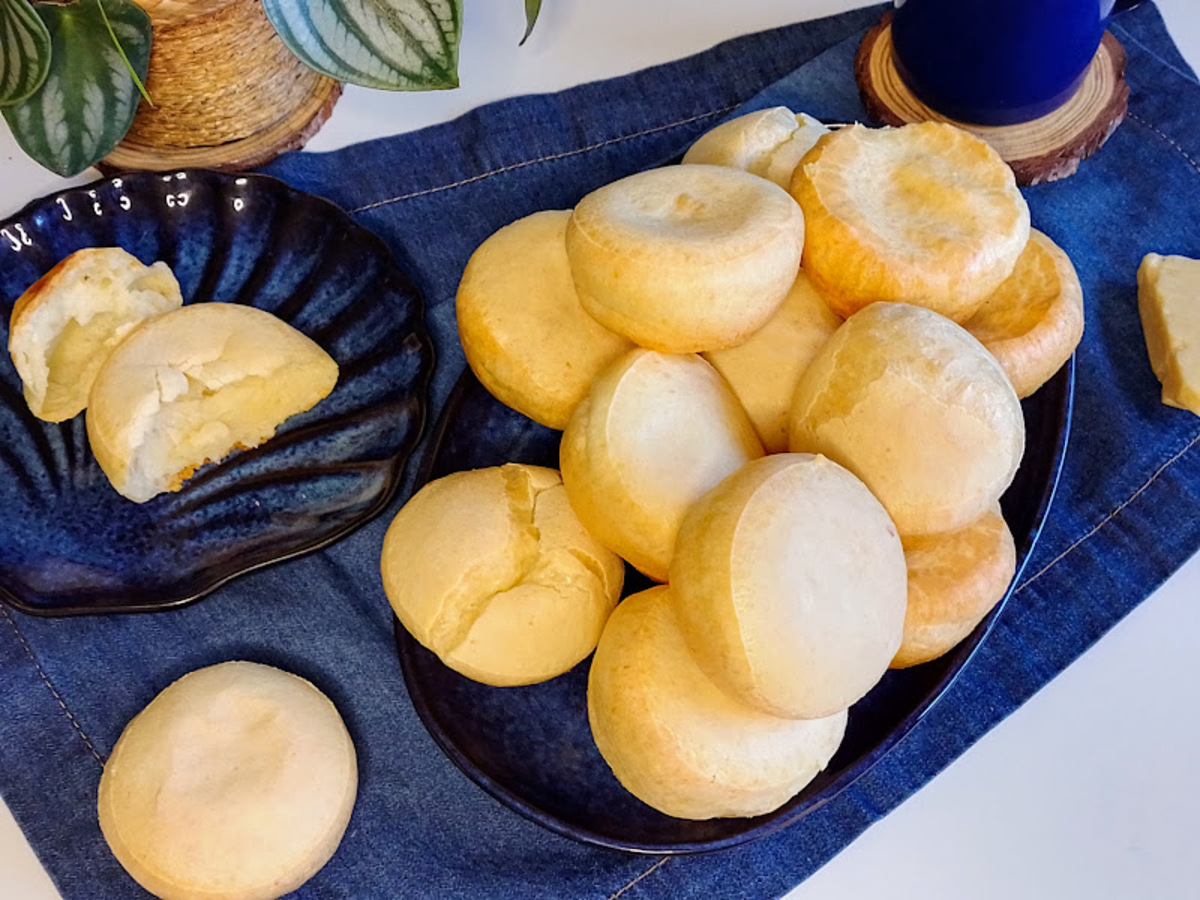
[855,13,1129,185]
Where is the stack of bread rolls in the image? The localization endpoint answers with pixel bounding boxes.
[382,109,1085,821]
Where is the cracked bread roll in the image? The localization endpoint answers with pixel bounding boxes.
[790,122,1030,322]
[669,454,907,720]
[565,164,804,352]
[381,464,624,686]
[85,303,338,503]
[456,210,634,429]
[8,246,183,422]
[681,106,830,190]
[789,302,1025,538]
[560,349,763,582]
[703,268,842,453]
[587,585,847,820]
[98,661,357,900]
[964,229,1085,398]
[892,505,1017,669]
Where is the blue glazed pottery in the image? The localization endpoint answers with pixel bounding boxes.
[0,171,434,615]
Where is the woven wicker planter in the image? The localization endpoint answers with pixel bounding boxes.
[104,0,341,172]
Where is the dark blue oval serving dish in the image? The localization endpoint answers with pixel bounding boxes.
[0,171,434,615]
[396,358,1074,853]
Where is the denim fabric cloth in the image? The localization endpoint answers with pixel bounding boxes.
[3,3,1200,898]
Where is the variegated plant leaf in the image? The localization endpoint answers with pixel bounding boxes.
[520,0,542,46]
[263,0,462,91]
[0,0,52,105]
[2,0,152,177]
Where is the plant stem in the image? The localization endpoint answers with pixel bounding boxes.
[96,0,153,106]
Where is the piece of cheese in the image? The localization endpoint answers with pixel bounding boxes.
[1137,253,1200,416]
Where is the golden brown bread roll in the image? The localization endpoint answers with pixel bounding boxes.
[964,229,1085,398]
[381,464,624,686]
[559,349,763,582]
[98,661,357,900]
[565,164,805,352]
[891,505,1017,669]
[681,106,830,189]
[790,122,1030,322]
[587,586,847,820]
[789,302,1025,537]
[86,303,338,503]
[703,268,842,453]
[669,453,908,719]
[8,246,183,422]
[456,210,634,429]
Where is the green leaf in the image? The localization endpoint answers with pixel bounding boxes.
[0,0,52,105]
[2,0,152,177]
[96,0,153,106]
[520,0,541,46]
[263,0,462,91]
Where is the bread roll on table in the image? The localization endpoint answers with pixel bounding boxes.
[98,661,357,900]
[703,268,842,453]
[681,105,830,190]
[86,302,338,503]
[560,349,763,582]
[892,505,1017,669]
[456,210,633,429]
[566,164,804,352]
[964,228,1085,398]
[790,122,1030,322]
[588,586,847,820]
[789,302,1025,538]
[382,464,624,686]
[669,453,908,720]
[8,246,182,422]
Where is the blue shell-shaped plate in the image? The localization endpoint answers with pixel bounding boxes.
[396,359,1074,853]
[0,171,434,616]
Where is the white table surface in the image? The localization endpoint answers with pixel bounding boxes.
[2,2,1198,898]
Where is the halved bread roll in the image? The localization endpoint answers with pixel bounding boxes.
[566,164,804,352]
[456,210,633,429]
[790,122,1030,322]
[98,661,357,900]
[963,229,1085,398]
[669,454,908,720]
[681,106,830,189]
[892,505,1017,669]
[703,268,842,453]
[382,464,624,687]
[559,349,763,582]
[587,586,847,820]
[86,303,338,503]
[8,246,183,422]
[789,303,1025,537]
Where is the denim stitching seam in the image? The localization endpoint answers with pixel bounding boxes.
[1111,23,1200,88]
[1016,428,1200,593]
[1,606,104,766]
[349,106,739,214]
[1127,111,1200,176]
[609,857,669,899]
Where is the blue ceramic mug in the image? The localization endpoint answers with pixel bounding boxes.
[891,0,1140,125]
